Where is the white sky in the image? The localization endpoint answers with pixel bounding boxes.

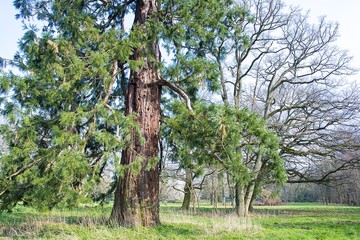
[1,0,360,77]
[0,1,23,60]
[286,0,360,73]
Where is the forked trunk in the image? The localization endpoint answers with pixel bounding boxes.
[110,0,161,227]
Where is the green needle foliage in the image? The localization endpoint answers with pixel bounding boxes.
[0,1,140,211]
[164,101,286,192]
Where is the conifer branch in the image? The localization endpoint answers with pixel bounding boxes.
[6,157,44,180]
[0,188,7,196]
[103,61,118,106]
[159,78,193,112]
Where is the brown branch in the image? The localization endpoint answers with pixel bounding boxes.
[172,185,185,193]
[159,78,193,112]
[6,157,43,180]
[286,159,357,184]
[193,169,218,190]
[103,61,118,105]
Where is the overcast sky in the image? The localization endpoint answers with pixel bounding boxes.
[1,0,360,76]
[287,0,360,73]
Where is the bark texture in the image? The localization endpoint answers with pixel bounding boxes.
[110,0,161,227]
[181,169,192,210]
[235,182,246,217]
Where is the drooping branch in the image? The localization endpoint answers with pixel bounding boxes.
[159,78,193,112]
[103,60,118,106]
[6,157,44,180]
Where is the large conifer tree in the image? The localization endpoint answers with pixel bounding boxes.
[0,0,236,226]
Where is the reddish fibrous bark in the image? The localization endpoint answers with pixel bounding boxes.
[110,0,161,227]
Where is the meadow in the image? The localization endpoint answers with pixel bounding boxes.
[0,202,359,239]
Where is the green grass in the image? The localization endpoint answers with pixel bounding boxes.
[252,203,360,240]
[0,203,359,239]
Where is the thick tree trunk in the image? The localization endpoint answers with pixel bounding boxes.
[248,192,255,213]
[227,174,234,207]
[110,0,161,227]
[244,153,263,216]
[181,169,192,210]
[244,187,252,216]
[235,181,245,217]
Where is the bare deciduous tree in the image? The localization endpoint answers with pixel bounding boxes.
[214,0,359,215]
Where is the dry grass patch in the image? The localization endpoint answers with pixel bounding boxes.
[161,210,262,235]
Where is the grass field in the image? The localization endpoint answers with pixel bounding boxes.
[0,202,359,239]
